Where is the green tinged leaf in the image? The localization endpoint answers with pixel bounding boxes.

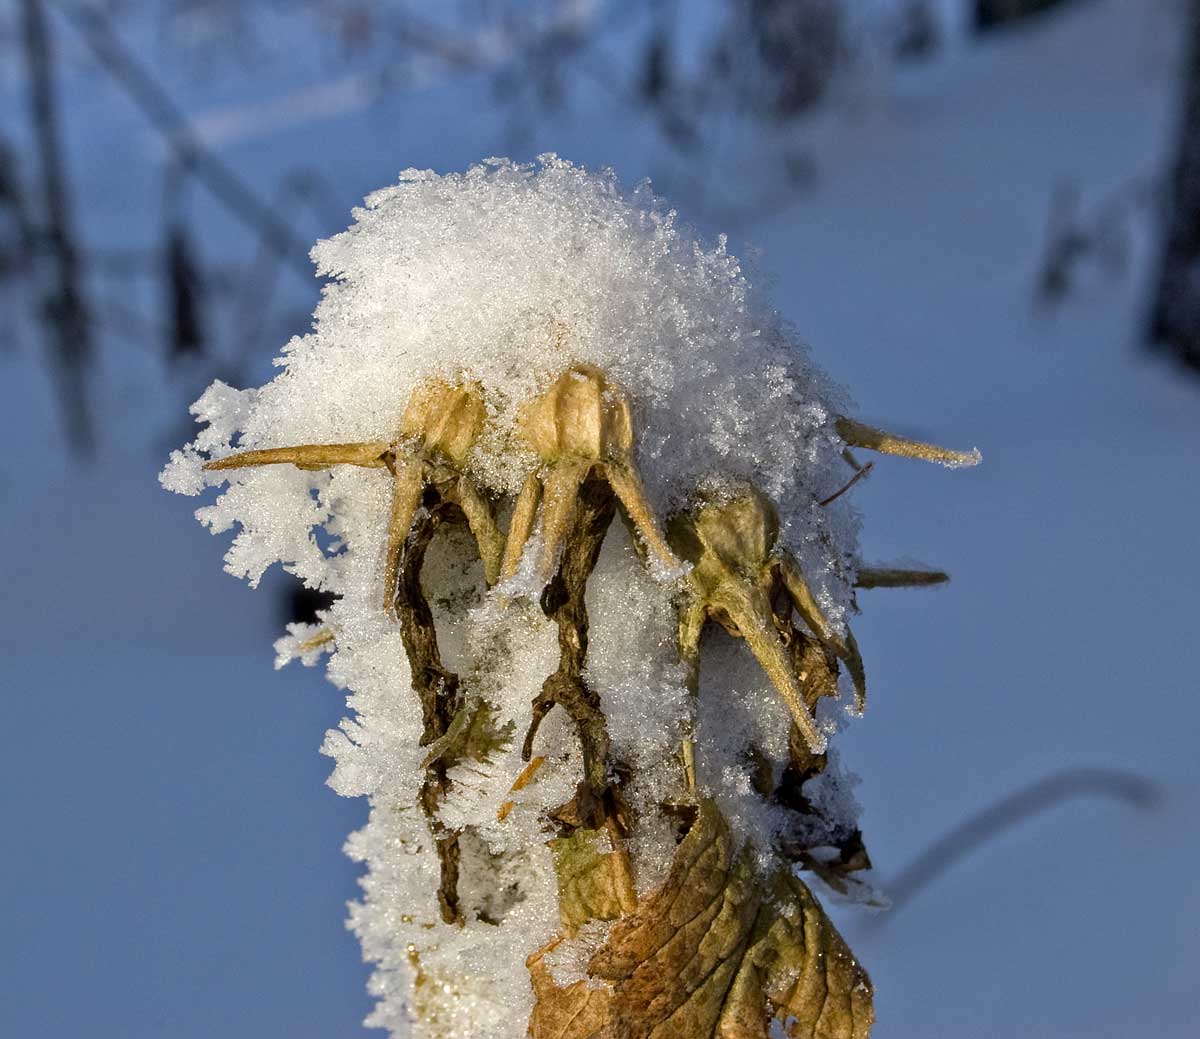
[550,828,631,935]
[421,699,513,772]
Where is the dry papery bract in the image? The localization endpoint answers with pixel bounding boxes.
[165,157,977,1039]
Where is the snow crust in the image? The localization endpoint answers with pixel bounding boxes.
[163,156,868,1037]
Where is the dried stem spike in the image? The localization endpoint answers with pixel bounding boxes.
[204,441,390,471]
[835,416,981,468]
[855,566,950,588]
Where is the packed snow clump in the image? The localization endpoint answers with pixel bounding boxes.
[163,155,871,1038]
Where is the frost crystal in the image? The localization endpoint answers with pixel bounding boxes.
[164,155,975,1038]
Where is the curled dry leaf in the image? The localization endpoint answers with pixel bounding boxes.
[529,800,873,1039]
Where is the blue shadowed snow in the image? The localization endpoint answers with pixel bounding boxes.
[1,0,1196,1036]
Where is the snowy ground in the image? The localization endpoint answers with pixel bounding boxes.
[2,0,1197,1036]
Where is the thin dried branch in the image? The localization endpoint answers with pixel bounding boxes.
[819,462,873,507]
[854,566,949,589]
[20,0,93,451]
[396,499,470,925]
[523,475,620,798]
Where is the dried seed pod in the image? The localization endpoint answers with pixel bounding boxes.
[499,363,678,586]
[669,484,865,756]
[382,379,505,607]
[204,377,504,608]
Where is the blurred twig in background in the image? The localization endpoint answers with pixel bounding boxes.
[4,0,1188,464]
[55,0,314,279]
[1149,0,1200,372]
[871,767,1160,922]
[19,0,93,451]
[1035,175,1157,310]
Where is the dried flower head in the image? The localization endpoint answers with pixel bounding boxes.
[502,363,678,587]
[162,156,977,1039]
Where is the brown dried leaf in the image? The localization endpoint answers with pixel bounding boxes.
[530,801,873,1039]
[528,942,613,1039]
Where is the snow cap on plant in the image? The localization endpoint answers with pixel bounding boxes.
[163,154,977,1039]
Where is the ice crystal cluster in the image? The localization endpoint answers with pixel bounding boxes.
[163,155,976,1039]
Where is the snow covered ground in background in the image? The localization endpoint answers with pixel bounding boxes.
[2,0,1197,1036]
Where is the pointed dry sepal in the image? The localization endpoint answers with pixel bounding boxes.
[500,363,678,586]
[204,441,391,472]
[855,565,949,588]
[668,484,862,753]
[835,416,981,468]
[382,462,428,614]
[779,551,866,713]
[723,583,827,753]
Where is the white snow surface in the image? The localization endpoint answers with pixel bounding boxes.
[162,155,860,578]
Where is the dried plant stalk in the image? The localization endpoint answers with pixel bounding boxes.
[165,159,987,1039]
[395,498,470,925]
[521,472,637,900]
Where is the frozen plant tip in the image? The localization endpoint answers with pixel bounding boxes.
[670,484,865,761]
[501,363,678,588]
[163,156,978,1039]
[204,377,505,606]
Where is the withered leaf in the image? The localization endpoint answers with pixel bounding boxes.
[528,942,613,1039]
[530,800,873,1039]
[420,699,512,772]
[551,828,636,935]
